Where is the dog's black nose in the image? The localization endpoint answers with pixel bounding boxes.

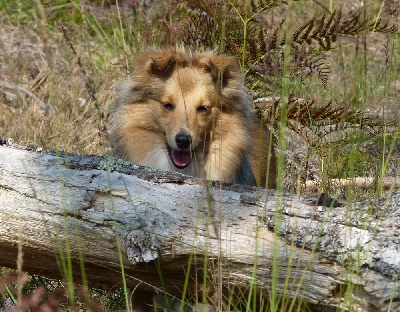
[175,133,191,149]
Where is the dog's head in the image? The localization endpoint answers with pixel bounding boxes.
[120,48,251,169]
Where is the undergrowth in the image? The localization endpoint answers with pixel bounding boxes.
[0,0,399,311]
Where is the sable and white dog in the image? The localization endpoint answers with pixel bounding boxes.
[111,47,276,187]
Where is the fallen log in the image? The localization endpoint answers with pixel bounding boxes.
[0,143,399,311]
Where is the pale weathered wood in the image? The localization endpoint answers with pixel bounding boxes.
[0,144,399,311]
[305,176,400,191]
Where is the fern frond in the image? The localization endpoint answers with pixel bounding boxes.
[255,95,394,147]
[293,17,315,44]
[179,14,216,50]
[370,18,398,33]
[176,1,397,100]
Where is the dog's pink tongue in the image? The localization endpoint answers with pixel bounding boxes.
[171,149,191,167]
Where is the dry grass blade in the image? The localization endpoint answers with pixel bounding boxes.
[0,81,49,113]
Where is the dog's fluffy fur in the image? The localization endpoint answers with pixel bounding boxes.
[111,48,276,187]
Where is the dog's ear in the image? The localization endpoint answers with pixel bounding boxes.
[149,50,177,76]
[134,49,177,77]
[196,54,242,89]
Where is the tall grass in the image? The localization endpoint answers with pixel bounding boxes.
[0,0,399,311]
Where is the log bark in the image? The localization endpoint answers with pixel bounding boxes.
[0,144,399,311]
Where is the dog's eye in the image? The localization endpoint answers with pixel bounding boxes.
[163,102,175,111]
[197,105,208,113]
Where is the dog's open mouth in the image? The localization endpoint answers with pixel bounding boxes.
[169,148,191,169]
